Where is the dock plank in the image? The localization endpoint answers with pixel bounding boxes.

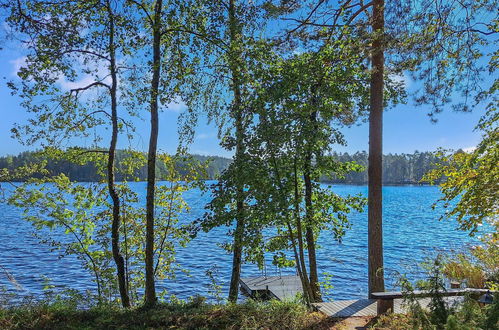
[313,297,463,318]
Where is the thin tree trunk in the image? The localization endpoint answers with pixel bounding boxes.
[228,202,244,303]
[303,108,321,302]
[285,219,311,304]
[144,0,163,307]
[293,158,314,302]
[106,0,131,308]
[303,161,321,302]
[227,0,245,303]
[368,0,385,297]
[263,107,312,303]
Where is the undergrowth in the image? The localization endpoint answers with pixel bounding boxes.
[373,256,499,330]
[0,296,331,330]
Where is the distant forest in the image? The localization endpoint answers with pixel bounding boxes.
[0,150,231,182]
[325,151,443,184]
[0,150,444,184]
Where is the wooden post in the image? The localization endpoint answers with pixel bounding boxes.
[450,281,461,289]
[377,299,394,315]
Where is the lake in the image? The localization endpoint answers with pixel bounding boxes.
[0,183,477,302]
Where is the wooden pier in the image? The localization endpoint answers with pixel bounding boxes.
[239,275,303,301]
[313,296,462,318]
[240,276,473,319]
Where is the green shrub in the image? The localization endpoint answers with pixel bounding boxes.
[0,297,330,330]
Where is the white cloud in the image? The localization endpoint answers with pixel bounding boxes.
[9,56,27,76]
[196,133,214,140]
[166,98,186,112]
[9,54,112,93]
[56,75,97,91]
[56,56,112,92]
[292,47,304,55]
[462,146,476,153]
[390,72,411,88]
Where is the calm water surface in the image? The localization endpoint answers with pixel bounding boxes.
[0,183,476,302]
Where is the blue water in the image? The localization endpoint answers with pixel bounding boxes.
[0,183,477,302]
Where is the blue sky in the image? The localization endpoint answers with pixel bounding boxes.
[0,28,487,158]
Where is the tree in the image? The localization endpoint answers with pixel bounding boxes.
[105,0,131,307]
[243,40,373,302]
[368,0,385,296]
[194,0,267,303]
[266,0,392,297]
[3,0,208,307]
[424,108,498,235]
[225,0,246,303]
[273,0,496,296]
[143,0,163,307]
[126,0,213,306]
[3,0,135,306]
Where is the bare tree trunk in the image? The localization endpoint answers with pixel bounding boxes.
[106,0,131,308]
[368,0,385,297]
[227,0,245,303]
[144,0,163,307]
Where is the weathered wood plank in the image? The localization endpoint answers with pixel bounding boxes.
[313,297,463,318]
[372,288,492,299]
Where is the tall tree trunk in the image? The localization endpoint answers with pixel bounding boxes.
[106,1,131,308]
[227,0,245,303]
[144,0,163,307]
[368,0,385,297]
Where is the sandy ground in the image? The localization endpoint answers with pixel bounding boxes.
[327,316,377,329]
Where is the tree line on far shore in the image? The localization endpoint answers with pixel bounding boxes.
[0,150,230,182]
[0,149,446,184]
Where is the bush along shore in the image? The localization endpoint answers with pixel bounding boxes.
[0,295,336,330]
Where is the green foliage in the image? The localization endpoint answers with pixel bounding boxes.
[0,298,327,330]
[205,266,224,304]
[328,151,443,184]
[423,73,498,235]
[6,149,206,305]
[424,140,498,235]
[389,0,497,120]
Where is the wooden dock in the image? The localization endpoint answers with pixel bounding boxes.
[239,275,303,301]
[313,297,462,318]
[240,276,466,318]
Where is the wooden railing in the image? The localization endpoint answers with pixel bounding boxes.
[372,288,493,315]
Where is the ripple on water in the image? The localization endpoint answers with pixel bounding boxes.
[0,184,479,301]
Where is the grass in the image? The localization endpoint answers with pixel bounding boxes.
[0,297,334,330]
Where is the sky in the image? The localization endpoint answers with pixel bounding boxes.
[0,23,488,158]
